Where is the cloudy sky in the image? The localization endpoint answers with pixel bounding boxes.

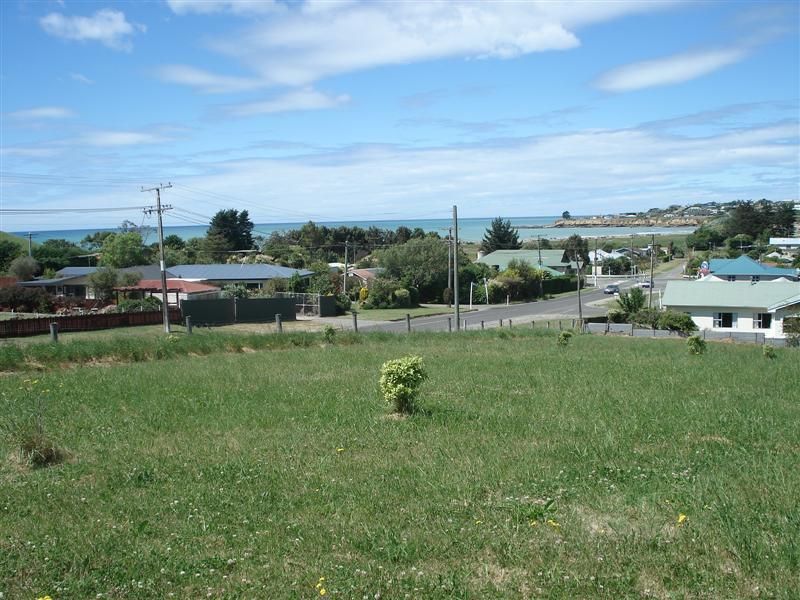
[1,0,798,231]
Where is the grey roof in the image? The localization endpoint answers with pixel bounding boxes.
[19,276,86,287]
[55,265,176,280]
[663,280,800,310]
[476,249,574,272]
[168,264,312,281]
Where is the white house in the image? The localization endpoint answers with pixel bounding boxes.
[662,280,800,340]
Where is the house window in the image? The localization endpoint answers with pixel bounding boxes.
[727,275,736,282]
[753,313,772,329]
[713,312,736,328]
[751,275,760,282]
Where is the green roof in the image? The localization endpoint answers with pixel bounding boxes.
[476,249,572,274]
[663,280,800,310]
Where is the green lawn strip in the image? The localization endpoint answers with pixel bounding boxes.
[0,332,797,598]
[354,305,473,321]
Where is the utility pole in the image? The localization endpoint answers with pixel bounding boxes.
[537,235,542,267]
[648,233,655,308]
[452,206,460,331]
[142,183,173,334]
[447,227,452,307]
[576,254,583,326]
[26,233,33,256]
[343,240,348,294]
[593,237,598,286]
[630,234,635,280]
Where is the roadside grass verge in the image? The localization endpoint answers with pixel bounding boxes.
[353,305,472,321]
[0,331,798,598]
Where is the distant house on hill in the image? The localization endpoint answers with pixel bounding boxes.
[476,249,572,275]
[699,256,798,282]
[346,267,384,288]
[662,280,800,340]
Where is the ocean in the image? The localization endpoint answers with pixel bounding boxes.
[16,217,695,246]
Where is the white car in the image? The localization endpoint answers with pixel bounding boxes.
[636,280,653,289]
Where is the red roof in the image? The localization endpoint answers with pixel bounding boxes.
[115,279,220,293]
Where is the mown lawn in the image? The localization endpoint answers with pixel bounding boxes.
[0,330,798,598]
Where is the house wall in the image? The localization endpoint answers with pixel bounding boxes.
[669,305,787,339]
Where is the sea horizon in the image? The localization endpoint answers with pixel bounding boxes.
[14,216,696,246]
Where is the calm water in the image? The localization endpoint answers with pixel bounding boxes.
[17,216,695,245]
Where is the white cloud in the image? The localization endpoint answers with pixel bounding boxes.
[596,47,749,93]
[162,121,798,222]
[155,65,263,94]
[162,1,675,92]
[166,0,284,15]
[80,131,169,147]
[226,88,350,116]
[39,9,145,51]
[6,106,75,120]
[69,72,94,85]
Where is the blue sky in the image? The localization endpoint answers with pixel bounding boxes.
[1,0,798,231]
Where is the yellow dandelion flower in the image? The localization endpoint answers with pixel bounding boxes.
[546,519,560,529]
[319,588,327,596]
[677,513,687,525]
[529,520,538,527]
[474,519,482,525]
[336,448,344,452]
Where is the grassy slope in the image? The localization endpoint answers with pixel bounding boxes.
[1,330,798,598]
[0,231,29,247]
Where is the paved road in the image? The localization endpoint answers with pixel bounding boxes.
[357,269,682,333]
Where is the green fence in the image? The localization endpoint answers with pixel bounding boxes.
[181,298,296,325]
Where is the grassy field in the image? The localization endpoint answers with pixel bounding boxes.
[355,305,472,321]
[1,329,798,598]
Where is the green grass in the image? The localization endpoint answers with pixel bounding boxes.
[355,304,470,321]
[0,329,798,598]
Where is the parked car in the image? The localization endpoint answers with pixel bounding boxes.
[603,284,620,294]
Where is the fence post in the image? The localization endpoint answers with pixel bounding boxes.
[275,314,283,333]
[508,319,512,328]
[630,323,634,336]
[572,319,575,328]
[531,320,535,329]
[559,321,562,330]
[406,313,411,333]
[447,317,452,332]
[49,322,58,343]
[185,316,193,335]
[703,329,706,340]
[352,311,358,333]
[499,319,503,327]
[481,320,484,330]
[547,321,550,329]
[463,319,467,330]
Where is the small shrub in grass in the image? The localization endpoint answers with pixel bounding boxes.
[379,355,427,414]
[322,325,336,344]
[2,412,67,469]
[557,331,573,347]
[763,344,776,359]
[687,335,706,355]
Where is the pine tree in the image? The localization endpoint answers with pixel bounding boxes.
[480,217,521,253]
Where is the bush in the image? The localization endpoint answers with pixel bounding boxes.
[0,286,53,313]
[394,288,411,308]
[657,311,697,334]
[557,331,573,347]
[379,355,428,414]
[333,293,351,315]
[358,287,369,303]
[763,344,776,359]
[687,335,706,355]
[322,324,336,344]
[607,309,627,323]
[116,296,162,313]
[631,307,661,328]
[2,414,67,469]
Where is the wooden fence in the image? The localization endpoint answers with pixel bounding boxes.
[0,308,182,338]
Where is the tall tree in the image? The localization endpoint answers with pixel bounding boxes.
[561,234,589,265]
[208,209,255,251]
[8,256,39,281]
[0,239,24,273]
[773,202,797,238]
[100,232,148,268]
[480,217,521,253]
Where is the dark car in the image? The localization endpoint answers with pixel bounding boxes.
[603,284,620,294]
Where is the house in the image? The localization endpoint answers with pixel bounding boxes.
[662,280,800,340]
[346,267,384,288]
[699,256,798,282]
[18,265,173,299]
[476,249,574,275]
[588,249,626,263]
[166,264,312,290]
[114,279,221,307]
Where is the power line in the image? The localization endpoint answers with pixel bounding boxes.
[0,206,148,214]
